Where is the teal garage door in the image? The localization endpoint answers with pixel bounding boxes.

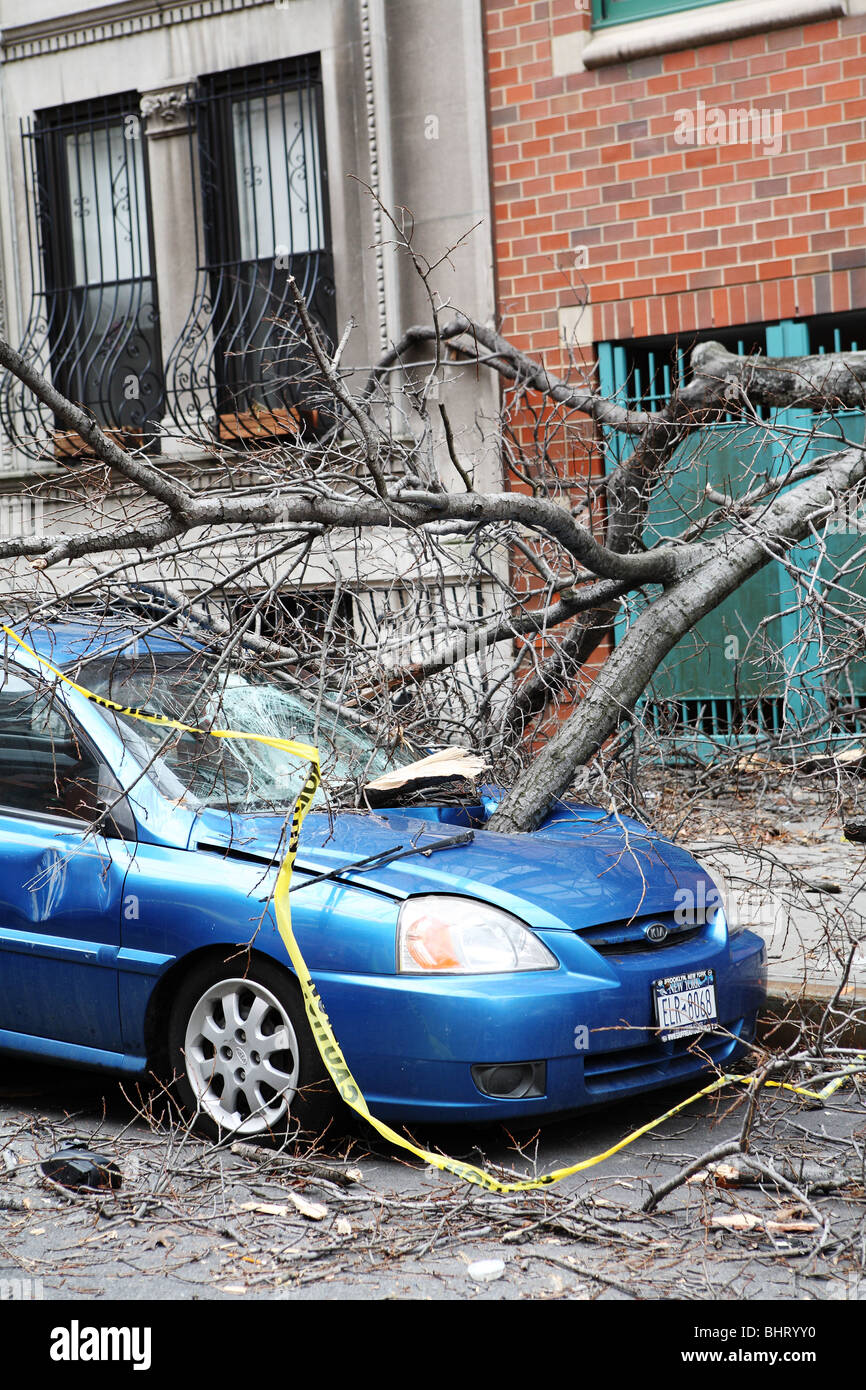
[598,315,866,754]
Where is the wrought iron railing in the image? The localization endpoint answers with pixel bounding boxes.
[615,323,769,419]
[164,55,336,445]
[0,93,164,461]
[642,696,788,741]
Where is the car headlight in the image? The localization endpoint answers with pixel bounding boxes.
[397,895,558,974]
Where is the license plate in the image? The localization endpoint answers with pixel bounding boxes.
[653,969,717,1040]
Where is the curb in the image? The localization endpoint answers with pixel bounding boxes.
[760,982,866,1049]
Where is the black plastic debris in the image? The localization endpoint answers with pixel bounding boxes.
[40,1147,122,1193]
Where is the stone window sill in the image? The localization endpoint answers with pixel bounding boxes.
[579,0,846,70]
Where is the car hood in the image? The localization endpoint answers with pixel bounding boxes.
[191,804,712,935]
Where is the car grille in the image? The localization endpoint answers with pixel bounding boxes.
[578,912,708,955]
[583,1019,745,1095]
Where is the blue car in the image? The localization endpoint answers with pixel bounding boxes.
[0,620,766,1138]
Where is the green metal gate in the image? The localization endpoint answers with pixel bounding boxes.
[597,315,866,756]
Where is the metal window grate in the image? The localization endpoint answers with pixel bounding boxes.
[641,697,788,739]
[641,693,866,747]
[164,54,336,446]
[805,310,866,433]
[612,323,768,419]
[805,309,866,358]
[0,93,164,461]
[226,589,355,657]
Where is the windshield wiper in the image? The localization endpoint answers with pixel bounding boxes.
[291,830,475,894]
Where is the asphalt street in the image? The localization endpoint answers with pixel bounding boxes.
[1,1052,863,1301]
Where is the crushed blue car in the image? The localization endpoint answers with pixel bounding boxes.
[0,621,766,1138]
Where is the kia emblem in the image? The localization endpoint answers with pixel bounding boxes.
[644,922,669,943]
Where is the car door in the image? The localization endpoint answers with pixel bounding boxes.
[0,665,133,1054]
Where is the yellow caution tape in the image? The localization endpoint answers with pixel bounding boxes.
[4,621,865,1194]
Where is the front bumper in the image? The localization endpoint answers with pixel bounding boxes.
[310,928,767,1123]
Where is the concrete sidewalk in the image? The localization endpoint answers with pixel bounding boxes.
[687,826,866,1004]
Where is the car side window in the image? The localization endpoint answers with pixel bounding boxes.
[0,667,115,824]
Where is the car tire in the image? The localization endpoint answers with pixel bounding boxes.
[167,955,336,1142]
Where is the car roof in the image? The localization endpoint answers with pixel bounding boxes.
[8,618,201,669]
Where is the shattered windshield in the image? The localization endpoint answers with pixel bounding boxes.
[77,649,415,812]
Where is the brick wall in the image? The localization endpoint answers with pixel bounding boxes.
[484,1,866,356]
[483,0,866,738]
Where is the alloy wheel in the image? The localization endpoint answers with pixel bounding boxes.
[183,977,301,1135]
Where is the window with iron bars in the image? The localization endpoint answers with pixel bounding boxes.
[0,93,164,461]
[227,590,355,661]
[165,54,336,446]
